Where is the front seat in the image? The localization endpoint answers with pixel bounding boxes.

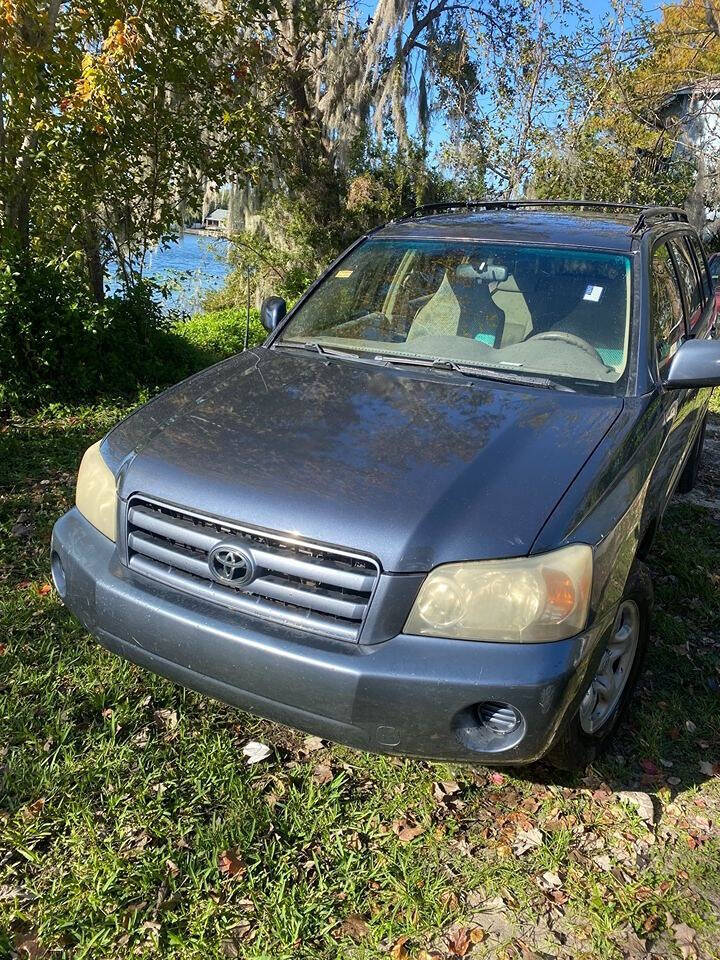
[408,269,505,344]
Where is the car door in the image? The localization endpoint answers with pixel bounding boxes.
[647,239,694,509]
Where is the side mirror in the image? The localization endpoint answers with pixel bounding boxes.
[665,337,720,388]
[260,295,287,333]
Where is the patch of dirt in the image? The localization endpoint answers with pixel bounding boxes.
[677,410,720,516]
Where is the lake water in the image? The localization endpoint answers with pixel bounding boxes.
[112,233,233,313]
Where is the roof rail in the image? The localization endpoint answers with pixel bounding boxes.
[629,205,689,234]
[397,199,689,233]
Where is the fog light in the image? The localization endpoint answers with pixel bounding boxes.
[51,551,66,598]
[476,701,521,736]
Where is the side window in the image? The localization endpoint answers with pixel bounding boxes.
[650,244,685,367]
[687,234,712,303]
[668,237,702,327]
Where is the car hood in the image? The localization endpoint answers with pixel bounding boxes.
[108,349,623,572]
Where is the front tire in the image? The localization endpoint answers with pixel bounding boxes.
[547,561,653,771]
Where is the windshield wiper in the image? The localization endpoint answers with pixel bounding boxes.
[374,354,573,391]
[274,340,361,360]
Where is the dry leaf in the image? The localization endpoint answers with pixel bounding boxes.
[538,870,562,890]
[14,933,48,959]
[512,827,543,855]
[433,780,460,805]
[389,935,410,958]
[672,922,697,959]
[391,817,425,842]
[447,926,471,956]
[21,798,45,821]
[153,708,178,731]
[336,913,369,941]
[37,583,52,596]
[218,849,245,878]
[312,763,333,785]
[616,791,655,826]
[489,771,505,785]
[242,741,271,764]
[699,760,720,777]
[303,735,324,753]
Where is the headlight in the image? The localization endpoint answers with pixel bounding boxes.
[75,440,117,542]
[405,544,592,642]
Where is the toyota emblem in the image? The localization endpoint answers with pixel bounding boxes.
[208,543,256,587]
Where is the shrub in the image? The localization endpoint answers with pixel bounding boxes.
[0,253,267,411]
[172,307,266,365]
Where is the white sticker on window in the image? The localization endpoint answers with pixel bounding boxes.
[584,284,603,302]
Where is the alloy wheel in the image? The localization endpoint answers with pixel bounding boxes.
[579,599,640,735]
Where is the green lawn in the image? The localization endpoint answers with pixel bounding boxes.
[1,398,719,960]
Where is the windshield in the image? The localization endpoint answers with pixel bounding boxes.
[277,238,632,390]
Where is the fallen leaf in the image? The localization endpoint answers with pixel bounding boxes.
[37,583,52,596]
[672,922,697,959]
[391,817,425,842]
[0,643,6,656]
[640,758,661,776]
[512,827,543,855]
[616,791,655,826]
[538,870,562,890]
[336,913,369,941]
[515,941,541,960]
[433,780,461,805]
[699,760,720,777]
[21,798,45,821]
[592,854,613,871]
[312,762,333,785]
[447,926,471,956]
[242,741,271,764]
[303,735,324,753]
[153,708,178,731]
[685,720,697,734]
[389,935,410,958]
[14,933,48,959]
[218,849,245,878]
[490,771,505,785]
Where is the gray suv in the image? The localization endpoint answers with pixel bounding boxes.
[52,200,720,769]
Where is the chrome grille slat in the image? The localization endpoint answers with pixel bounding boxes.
[247,576,367,620]
[124,497,379,642]
[128,555,358,642]
[127,505,375,592]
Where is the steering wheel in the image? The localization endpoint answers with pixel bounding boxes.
[529,331,608,366]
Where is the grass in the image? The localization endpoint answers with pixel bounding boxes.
[1,396,719,960]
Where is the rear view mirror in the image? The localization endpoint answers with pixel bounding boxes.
[665,337,720,388]
[260,296,287,333]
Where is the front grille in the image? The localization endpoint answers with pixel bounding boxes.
[124,497,379,642]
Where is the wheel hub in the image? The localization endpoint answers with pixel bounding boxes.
[579,599,640,735]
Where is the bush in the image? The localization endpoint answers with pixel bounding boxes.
[0,253,269,410]
[171,307,266,365]
[0,257,263,409]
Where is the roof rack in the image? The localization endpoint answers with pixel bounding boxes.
[398,199,689,234]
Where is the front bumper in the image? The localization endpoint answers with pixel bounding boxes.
[51,508,609,763]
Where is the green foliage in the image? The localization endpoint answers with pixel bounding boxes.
[533,135,697,207]
[171,308,266,364]
[0,254,258,411]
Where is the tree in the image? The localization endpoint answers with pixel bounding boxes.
[0,0,278,297]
